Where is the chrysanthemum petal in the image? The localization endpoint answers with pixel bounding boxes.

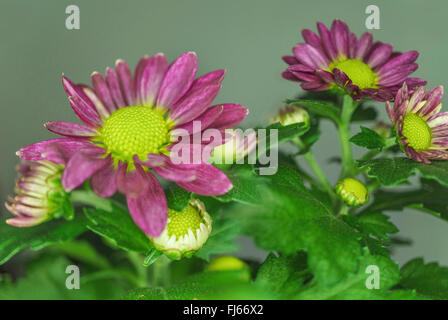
[115,59,135,106]
[367,44,393,69]
[62,146,108,191]
[157,52,198,109]
[331,19,349,57]
[317,21,337,60]
[354,32,373,60]
[136,154,196,182]
[17,139,91,164]
[378,64,419,86]
[293,43,329,68]
[91,72,117,113]
[105,67,126,108]
[6,215,47,227]
[282,55,299,65]
[126,171,167,237]
[139,53,168,107]
[378,51,419,73]
[207,104,248,130]
[45,121,98,138]
[172,104,223,136]
[189,70,225,92]
[169,84,221,125]
[420,86,444,117]
[62,76,102,127]
[91,159,117,198]
[176,163,233,196]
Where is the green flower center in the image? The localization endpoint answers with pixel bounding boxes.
[100,106,170,163]
[402,113,432,151]
[329,59,378,90]
[167,204,205,239]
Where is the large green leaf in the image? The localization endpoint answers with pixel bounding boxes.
[236,165,362,286]
[123,270,275,300]
[400,258,448,300]
[358,158,448,187]
[343,212,399,241]
[350,126,385,150]
[0,216,87,265]
[84,204,153,254]
[255,252,310,297]
[362,179,448,221]
[295,250,403,299]
[286,99,340,124]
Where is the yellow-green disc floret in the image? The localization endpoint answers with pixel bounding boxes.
[167,204,206,239]
[401,113,432,151]
[335,177,369,207]
[100,106,170,163]
[329,59,378,90]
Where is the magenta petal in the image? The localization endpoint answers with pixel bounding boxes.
[62,146,108,191]
[331,19,349,57]
[208,104,248,130]
[176,163,233,196]
[302,29,323,50]
[317,21,337,60]
[355,32,373,60]
[91,72,117,113]
[62,76,101,127]
[91,159,117,198]
[293,43,329,69]
[136,154,196,182]
[139,53,168,106]
[169,84,221,125]
[126,171,167,237]
[282,55,299,65]
[172,104,223,136]
[282,71,300,82]
[189,70,225,93]
[367,44,393,69]
[116,163,150,197]
[115,59,135,106]
[156,52,198,108]
[105,67,126,108]
[378,51,419,73]
[79,85,110,119]
[45,121,98,138]
[17,138,91,164]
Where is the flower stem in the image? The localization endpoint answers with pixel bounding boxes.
[338,95,358,178]
[292,137,336,202]
[69,190,113,211]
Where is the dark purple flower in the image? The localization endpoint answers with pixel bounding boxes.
[282,19,426,101]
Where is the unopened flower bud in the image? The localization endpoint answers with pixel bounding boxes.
[335,178,369,206]
[5,160,70,227]
[372,121,392,139]
[208,129,257,164]
[206,256,251,281]
[150,199,212,260]
[271,105,310,127]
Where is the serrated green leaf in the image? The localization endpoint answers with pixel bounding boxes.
[358,158,448,187]
[165,184,191,211]
[255,252,310,297]
[400,258,448,299]
[0,216,87,265]
[350,126,385,150]
[345,212,399,241]
[84,204,153,254]
[362,179,448,221]
[236,166,362,286]
[286,99,340,124]
[295,250,401,300]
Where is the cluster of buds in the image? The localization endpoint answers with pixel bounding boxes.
[5,160,70,227]
[208,129,257,164]
[271,105,310,127]
[150,199,212,260]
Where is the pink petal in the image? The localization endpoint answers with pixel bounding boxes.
[156,52,198,108]
[169,84,221,125]
[331,19,350,57]
[105,67,126,108]
[176,163,233,196]
[317,21,337,61]
[189,70,225,92]
[115,59,135,106]
[139,53,168,107]
[17,138,91,164]
[126,171,167,237]
[45,121,98,138]
[293,43,329,69]
[91,159,118,198]
[135,154,196,182]
[62,146,109,191]
[355,32,373,60]
[172,104,224,136]
[367,44,393,69]
[62,76,101,127]
[91,72,117,113]
[208,104,248,131]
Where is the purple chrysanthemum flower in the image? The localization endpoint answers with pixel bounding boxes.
[5,160,68,227]
[386,82,448,163]
[17,52,248,236]
[282,19,426,101]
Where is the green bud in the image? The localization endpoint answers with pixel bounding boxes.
[335,178,369,206]
[271,105,310,127]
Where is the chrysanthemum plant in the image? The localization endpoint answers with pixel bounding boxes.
[1,19,448,300]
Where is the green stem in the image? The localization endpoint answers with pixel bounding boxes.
[127,252,148,287]
[152,255,171,287]
[292,137,336,202]
[338,95,358,178]
[69,190,113,211]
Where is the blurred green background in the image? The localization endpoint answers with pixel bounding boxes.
[0,0,447,266]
